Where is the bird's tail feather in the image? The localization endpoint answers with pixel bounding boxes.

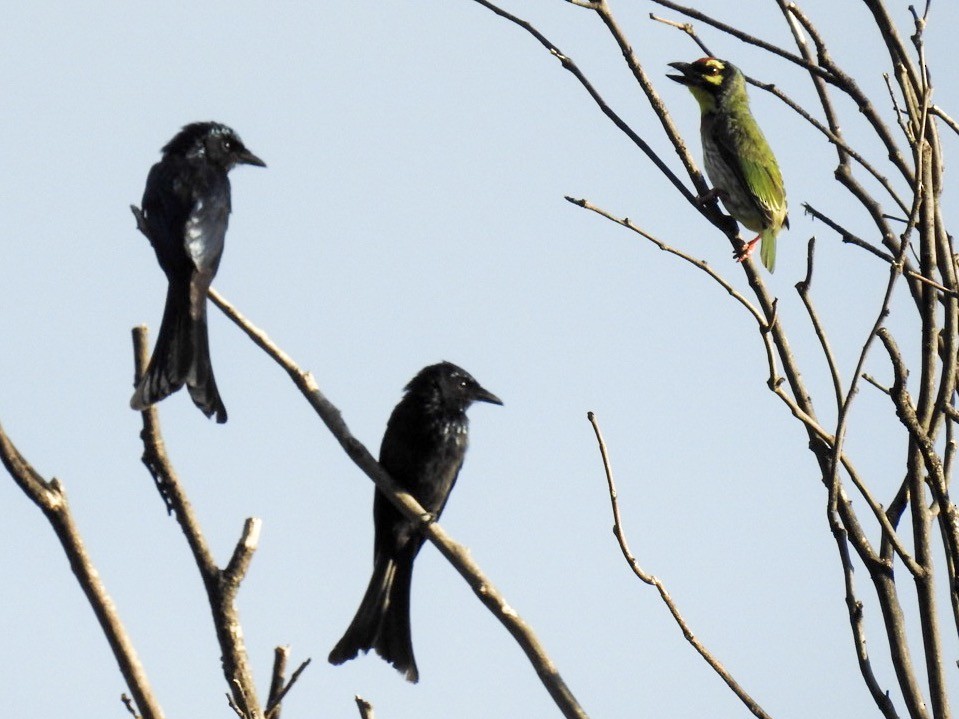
[328,551,419,683]
[761,231,777,273]
[130,281,227,423]
[374,553,418,682]
[131,281,194,411]
[186,305,227,423]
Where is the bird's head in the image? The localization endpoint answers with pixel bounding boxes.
[407,361,503,414]
[162,121,266,170]
[667,57,746,113]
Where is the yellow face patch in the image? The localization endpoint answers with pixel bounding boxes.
[688,85,717,112]
[693,58,725,88]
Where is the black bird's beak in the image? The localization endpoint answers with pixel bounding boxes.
[473,386,503,406]
[238,149,267,168]
[667,61,694,86]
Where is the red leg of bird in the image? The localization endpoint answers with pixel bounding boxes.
[734,235,761,263]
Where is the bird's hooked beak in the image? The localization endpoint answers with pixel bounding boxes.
[474,386,504,406]
[237,148,267,168]
[666,61,696,87]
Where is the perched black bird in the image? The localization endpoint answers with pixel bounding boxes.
[130,121,265,423]
[329,361,502,682]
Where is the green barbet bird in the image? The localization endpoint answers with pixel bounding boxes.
[668,57,788,272]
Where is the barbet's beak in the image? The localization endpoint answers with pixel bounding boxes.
[667,61,694,86]
[238,149,267,168]
[473,385,504,407]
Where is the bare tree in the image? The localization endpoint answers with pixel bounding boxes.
[462,0,955,717]
[5,1,958,717]
[1,297,587,718]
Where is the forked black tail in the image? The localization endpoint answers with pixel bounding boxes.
[328,549,419,682]
[131,280,227,423]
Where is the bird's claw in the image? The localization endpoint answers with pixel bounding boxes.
[734,236,761,263]
[696,187,727,206]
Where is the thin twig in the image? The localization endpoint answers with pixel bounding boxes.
[657,6,909,216]
[651,0,914,183]
[649,13,710,56]
[803,204,948,295]
[587,412,774,719]
[795,237,843,409]
[863,374,892,396]
[930,106,959,137]
[265,658,312,719]
[567,197,917,569]
[564,196,765,321]
[466,0,694,203]
[0,423,166,719]
[827,507,901,719]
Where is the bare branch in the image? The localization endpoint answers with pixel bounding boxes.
[803,203,948,296]
[265,656,312,719]
[930,106,959,137]
[355,696,375,719]
[827,511,901,719]
[587,412,774,719]
[649,13,711,56]
[131,327,264,719]
[265,647,289,719]
[652,0,914,182]
[566,196,917,571]
[0,423,166,719]
[564,196,766,325]
[205,290,588,719]
[795,237,844,408]
[658,3,910,216]
[465,0,695,203]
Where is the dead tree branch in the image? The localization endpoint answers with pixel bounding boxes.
[205,289,589,719]
[131,326,265,719]
[0,423,165,719]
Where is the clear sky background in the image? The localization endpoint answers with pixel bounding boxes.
[3,1,958,717]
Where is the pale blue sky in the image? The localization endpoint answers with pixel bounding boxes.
[3,2,958,717]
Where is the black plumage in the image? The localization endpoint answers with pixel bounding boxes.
[329,361,502,682]
[130,121,265,423]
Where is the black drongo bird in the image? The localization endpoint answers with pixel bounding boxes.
[130,121,265,423]
[329,361,502,682]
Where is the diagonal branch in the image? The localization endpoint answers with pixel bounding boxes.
[467,0,694,202]
[0,423,165,719]
[564,196,765,325]
[587,411,775,719]
[205,289,589,719]
[265,653,311,719]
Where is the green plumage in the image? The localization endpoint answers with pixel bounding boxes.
[668,58,788,272]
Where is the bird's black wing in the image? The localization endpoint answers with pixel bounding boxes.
[141,157,195,278]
